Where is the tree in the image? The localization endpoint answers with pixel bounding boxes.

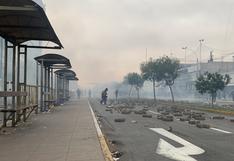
[124,73,144,99]
[195,72,231,107]
[156,56,180,102]
[140,59,159,101]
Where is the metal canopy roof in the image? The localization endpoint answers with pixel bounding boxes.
[66,76,79,81]
[55,69,76,77]
[34,54,71,68]
[0,0,63,48]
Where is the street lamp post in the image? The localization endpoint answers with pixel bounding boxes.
[182,46,187,64]
[199,39,204,75]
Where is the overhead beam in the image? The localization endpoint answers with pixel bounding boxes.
[0,25,48,30]
[0,5,37,11]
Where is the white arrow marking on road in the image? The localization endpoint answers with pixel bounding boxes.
[150,128,205,161]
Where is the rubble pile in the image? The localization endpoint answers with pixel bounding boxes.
[212,116,225,120]
[155,104,211,127]
[114,118,126,122]
[196,123,210,128]
[107,99,214,129]
[134,109,147,115]
[188,120,200,125]
[106,99,154,119]
[112,151,123,161]
[142,114,153,118]
[180,117,190,121]
[191,112,206,120]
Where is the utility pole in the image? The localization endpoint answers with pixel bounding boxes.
[146,48,148,63]
[182,46,187,64]
[199,39,204,75]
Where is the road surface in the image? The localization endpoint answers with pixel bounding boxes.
[89,99,234,161]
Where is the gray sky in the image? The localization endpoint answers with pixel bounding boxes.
[43,0,234,87]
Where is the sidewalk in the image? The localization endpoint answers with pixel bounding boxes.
[0,99,105,161]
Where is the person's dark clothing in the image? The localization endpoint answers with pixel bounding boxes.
[100,88,108,105]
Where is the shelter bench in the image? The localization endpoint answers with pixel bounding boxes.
[44,100,56,110]
[0,91,38,127]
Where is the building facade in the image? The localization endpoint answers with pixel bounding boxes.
[155,61,234,102]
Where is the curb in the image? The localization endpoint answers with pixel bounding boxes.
[88,101,114,161]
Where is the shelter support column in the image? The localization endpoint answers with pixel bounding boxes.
[3,40,8,127]
[40,60,44,112]
[11,45,16,126]
[44,67,47,111]
[51,68,53,100]
[36,62,39,113]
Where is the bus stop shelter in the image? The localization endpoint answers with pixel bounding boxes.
[34,54,71,111]
[54,69,78,104]
[0,0,63,127]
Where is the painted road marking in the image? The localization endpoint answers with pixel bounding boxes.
[210,128,232,134]
[88,101,102,136]
[150,128,205,161]
[88,101,114,161]
[149,110,160,115]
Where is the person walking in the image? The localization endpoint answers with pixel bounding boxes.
[88,89,92,98]
[100,88,108,105]
[76,89,80,99]
[115,89,119,102]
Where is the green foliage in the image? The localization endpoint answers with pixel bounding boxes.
[155,56,180,86]
[124,72,144,98]
[124,72,144,88]
[140,56,180,102]
[195,72,231,106]
[195,72,231,95]
[140,60,158,100]
[140,59,159,82]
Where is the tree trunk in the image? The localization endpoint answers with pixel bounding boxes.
[137,88,140,100]
[129,85,133,97]
[211,93,216,107]
[153,80,156,101]
[211,95,214,107]
[169,85,174,102]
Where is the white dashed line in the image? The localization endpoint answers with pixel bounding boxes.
[149,110,160,115]
[149,110,232,134]
[210,128,232,134]
[88,101,102,136]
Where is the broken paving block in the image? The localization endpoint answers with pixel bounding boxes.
[157,108,164,112]
[212,116,225,120]
[196,123,210,128]
[160,111,170,115]
[192,112,205,117]
[230,119,234,122]
[121,109,132,114]
[157,115,163,120]
[142,114,152,118]
[173,112,183,117]
[183,111,191,115]
[180,117,190,121]
[162,115,174,122]
[112,151,123,158]
[168,126,173,132]
[114,118,126,122]
[193,116,206,120]
[134,110,146,115]
[131,120,137,123]
[188,120,200,125]
[106,105,113,108]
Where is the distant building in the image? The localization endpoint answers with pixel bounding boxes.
[156,61,234,102]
